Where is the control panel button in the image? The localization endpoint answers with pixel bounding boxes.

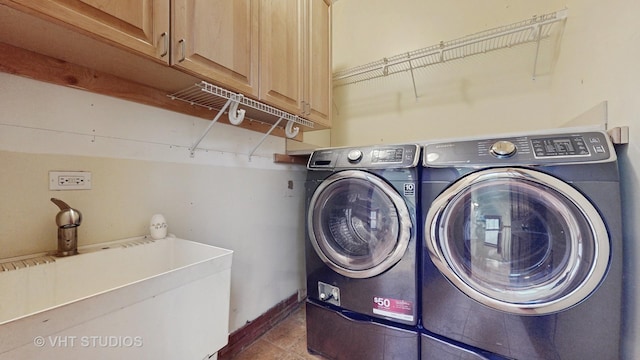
[490,141,517,158]
[347,149,363,163]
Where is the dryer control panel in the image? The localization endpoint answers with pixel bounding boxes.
[424,131,615,167]
[308,144,420,170]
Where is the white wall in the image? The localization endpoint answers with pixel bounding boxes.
[333,0,640,358]
[0,73,306,333]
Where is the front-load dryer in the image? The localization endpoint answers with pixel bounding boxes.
[420,130,622,360]
[305,144,421,359]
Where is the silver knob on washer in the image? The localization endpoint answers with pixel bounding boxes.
[347,149,363,162]
[490,141,517,158]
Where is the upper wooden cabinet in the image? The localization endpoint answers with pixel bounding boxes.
[0,0,331,128]
[259,0,331,127]
[304,0,332,127]
[171,0,259,97]
[258,0,303,118]
[3,0,170,64]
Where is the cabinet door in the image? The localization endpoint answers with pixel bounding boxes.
[6,0,170,64]
[259,0,304,115]
[172,0,259,96]
[305,0,332,127]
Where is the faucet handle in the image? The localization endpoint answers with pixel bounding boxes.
[51,198,71,211]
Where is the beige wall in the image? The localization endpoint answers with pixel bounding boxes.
[333,0,640,358]
[332,0,566,145]
[0,73,306,333]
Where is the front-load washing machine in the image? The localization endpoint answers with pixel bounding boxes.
[420,130,622,360]
[305,144,420,359]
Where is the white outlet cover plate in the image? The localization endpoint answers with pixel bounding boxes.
[49,171,92,190]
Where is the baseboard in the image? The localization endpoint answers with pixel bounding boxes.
[217,293,302,359]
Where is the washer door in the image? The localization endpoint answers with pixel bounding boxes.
[309,170,412,278]
[426,167,610,315]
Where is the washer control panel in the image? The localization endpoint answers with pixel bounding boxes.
[308,144,420,169]
[424,131,614,167]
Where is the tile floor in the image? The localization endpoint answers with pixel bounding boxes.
[227,303,327,360]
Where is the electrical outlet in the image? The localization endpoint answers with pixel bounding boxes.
[49,171,92,190]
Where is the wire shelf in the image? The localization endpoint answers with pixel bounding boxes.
[168,81,314,129]
[168,81,314,158]
[333,9,568,87]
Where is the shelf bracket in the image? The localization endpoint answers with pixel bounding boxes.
[247,119,301,160]
[189,98,233,158]
[531,23,543,80]
[407,53,419,101]
[248,116,285,160]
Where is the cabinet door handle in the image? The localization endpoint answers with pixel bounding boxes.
[178,39,186,62]
[159,32,168,57]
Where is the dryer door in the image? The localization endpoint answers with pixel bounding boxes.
[309,170,412,278]
[425,167,610,315]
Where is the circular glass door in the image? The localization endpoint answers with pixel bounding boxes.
[425,167,610,315]
[308,170,412,278]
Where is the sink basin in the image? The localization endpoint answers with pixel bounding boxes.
[0,235,233,359]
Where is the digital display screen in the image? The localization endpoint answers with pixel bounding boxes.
[549,139,574,153]
[531,136,589,157]
[372,148,404,163]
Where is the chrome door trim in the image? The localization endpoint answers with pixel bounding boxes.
[309,170,412,278]
[425,167,610,315]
